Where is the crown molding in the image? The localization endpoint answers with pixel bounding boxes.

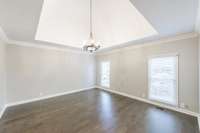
[95,32,198,55]
[3,31,198,55]
[7,39,94,55]
[0,24,91,55]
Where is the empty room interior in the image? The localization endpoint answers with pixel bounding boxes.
[1,0,200,133]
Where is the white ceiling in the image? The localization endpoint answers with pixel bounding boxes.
[0,0,198,50]
[35,0,157,48]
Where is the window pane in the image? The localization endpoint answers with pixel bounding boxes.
[149,56,178,106]
[100,62,110,88]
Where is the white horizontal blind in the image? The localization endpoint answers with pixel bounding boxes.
[100,62,110,88]
[148,56,178,106]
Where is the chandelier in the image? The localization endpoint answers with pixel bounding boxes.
[83,0,100,53]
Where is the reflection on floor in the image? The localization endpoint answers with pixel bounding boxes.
[0,89,198,133]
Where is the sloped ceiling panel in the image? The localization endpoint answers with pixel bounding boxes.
[35,0,157,48]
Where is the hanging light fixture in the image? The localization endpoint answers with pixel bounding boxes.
[83,0,100,53]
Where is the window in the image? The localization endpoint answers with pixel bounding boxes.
[148,55,178,106]
[100,62,110,88]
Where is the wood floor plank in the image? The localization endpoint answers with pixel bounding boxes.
[0,89,199,133]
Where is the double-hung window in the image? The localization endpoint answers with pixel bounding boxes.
[100,62,110,88]
[148,55,178,106]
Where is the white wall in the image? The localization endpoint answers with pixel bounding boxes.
[196,0,200,114]
[6,44,95,104]
[0,39,6,115]
[96,36,199,113]
[198,35,200,113]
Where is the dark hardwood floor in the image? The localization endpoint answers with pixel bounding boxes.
[0,89,199,133]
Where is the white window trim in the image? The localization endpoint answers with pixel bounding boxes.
[147,53,179,107]
[100,61,110,88]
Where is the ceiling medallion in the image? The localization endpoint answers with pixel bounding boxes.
[83,0,100,53]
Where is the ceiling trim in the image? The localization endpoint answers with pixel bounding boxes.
[0,26,91,54]
[0,26,9,43]
[4,32,198,55]
[95,32,198,55]
[7,39,93,54]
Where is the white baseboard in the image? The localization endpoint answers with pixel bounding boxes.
[96,86,200,117]
[0,105,7,119]
[6,87,95,108]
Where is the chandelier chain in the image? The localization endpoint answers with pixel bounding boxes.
[90,0,92,36]
[83,0,100,52]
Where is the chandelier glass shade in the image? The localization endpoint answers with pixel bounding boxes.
[83,32,100,52]
[83,0,100,52]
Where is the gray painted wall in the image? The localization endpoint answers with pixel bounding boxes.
[96,37,199,113]
[6,44,95,104]
[199,35,200,113]
[195,0,200,114]
[0,39,6,113]
[1,35,199,114]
